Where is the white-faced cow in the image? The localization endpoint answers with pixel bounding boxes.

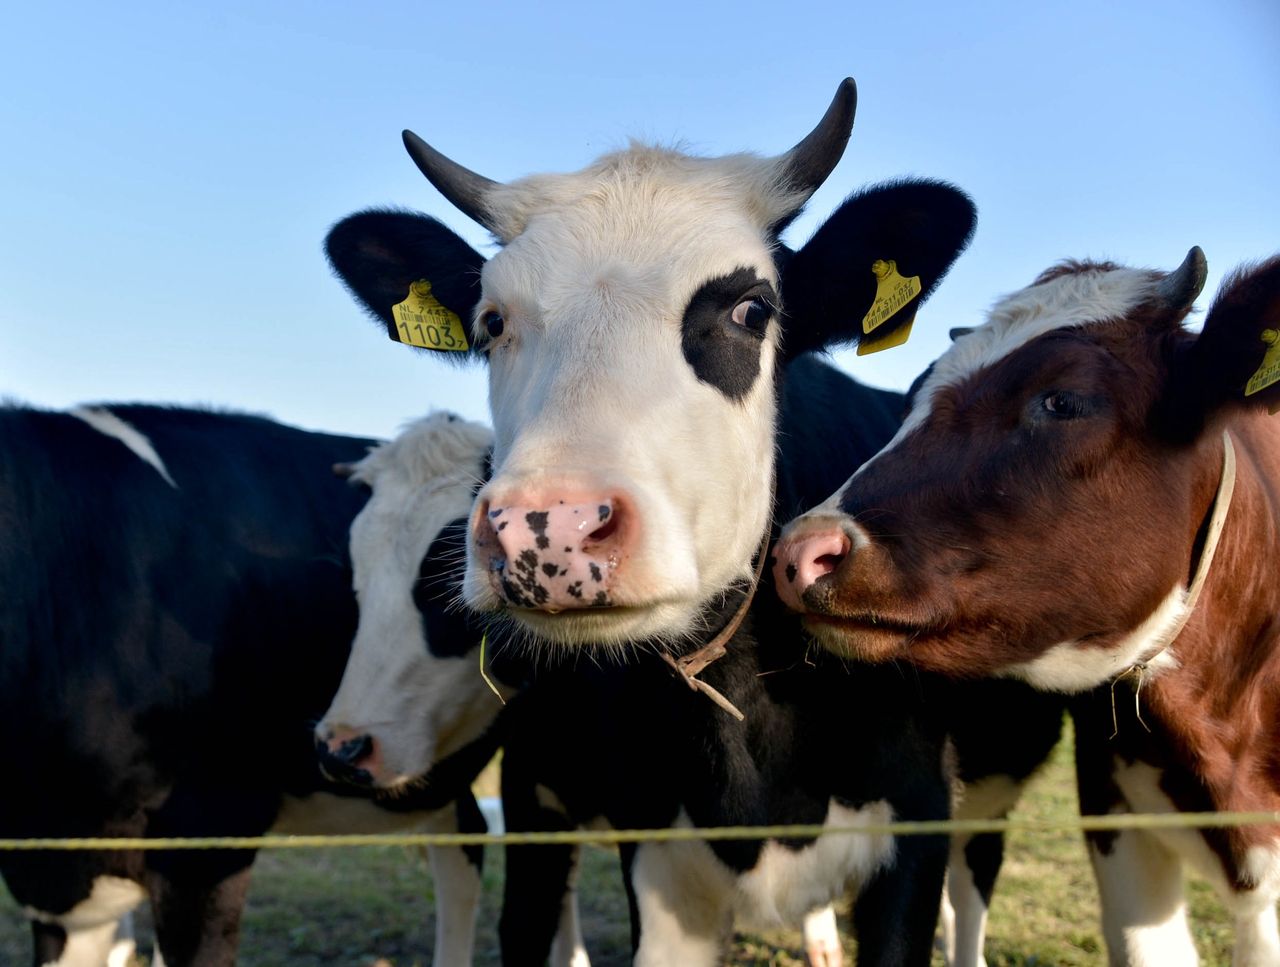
[0,405,494,967]
[313,412,518,967]
[773,252,1280,965]
[327,79,982,966]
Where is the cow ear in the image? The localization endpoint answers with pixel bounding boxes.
[1172,254,1280,424]
[779,179,976,359]
[325,209,487,361]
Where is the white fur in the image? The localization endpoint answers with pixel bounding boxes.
[940,775,1026,967]
[1098,760,1280,966]
[802,904,843,967]
[1004,584,1187,693]
[1088,824,1199,967]
[847,266,1161,478]
[27,876,145,967]
[69,406,177,488]
[464,146,791,648]
[318,413,503,786]
[629,801,893,966]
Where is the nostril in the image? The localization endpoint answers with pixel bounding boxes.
[586,503,619,544]
[333,734,373,765]
[814,551,847,576]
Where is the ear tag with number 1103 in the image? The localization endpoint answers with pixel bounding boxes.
[391,280,470,351]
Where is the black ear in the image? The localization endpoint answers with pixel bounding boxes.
[325,209,487,360]
[779,179,976,359]
[1174,254,1280,421]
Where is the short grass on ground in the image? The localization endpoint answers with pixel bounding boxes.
[0,724,1258,964]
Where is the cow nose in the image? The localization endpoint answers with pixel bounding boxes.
[772,526,851,612]
[474,495,629,610]
[315,728,378,787]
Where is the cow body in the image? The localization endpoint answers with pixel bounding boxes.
[774,253,1280,964]
[326,81,982,964]
[0,405,489,966]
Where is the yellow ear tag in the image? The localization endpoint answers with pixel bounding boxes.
[857,314,916,356]
[1245,328,1280,401]
[390,280,470,351]
[861,259,922,336]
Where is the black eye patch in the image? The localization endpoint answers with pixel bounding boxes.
[414,517,485,658]
[680,268,778,400]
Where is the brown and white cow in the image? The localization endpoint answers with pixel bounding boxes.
[773,251,1280,965]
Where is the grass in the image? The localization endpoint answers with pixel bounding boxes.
[0,724,1262,965]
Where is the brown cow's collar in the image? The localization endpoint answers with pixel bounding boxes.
[1111,430,1237,735]
[662,528,772,723]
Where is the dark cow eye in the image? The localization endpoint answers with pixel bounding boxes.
[731,299,772,335]
[1041,391,1087,419]
[481,311,505,340]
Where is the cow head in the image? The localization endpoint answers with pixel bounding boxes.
[315,413,507,790]
[774,250,1280,692]
[327,80,976,650]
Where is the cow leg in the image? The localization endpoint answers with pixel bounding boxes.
[31,919,120,967]
[1086,827,1197,967]
[146,860,252,967]
[627,840,733,967]
[498,780,582,967]
[1233,901,1280,967]
[547,845,590,967]
[941,831,1003,967]
[425,792,486,967]
[25,873,146,967]
[802,904,843,967]
[851,831,948,967]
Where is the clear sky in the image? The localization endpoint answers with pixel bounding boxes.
[2,0,1276,441]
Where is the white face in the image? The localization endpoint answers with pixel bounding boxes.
[319,414,504,789]
[463,150,792,648]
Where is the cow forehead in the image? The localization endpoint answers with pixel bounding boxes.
[481,150,783,310]
[912,266,1159,417]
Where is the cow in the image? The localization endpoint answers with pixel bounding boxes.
[771,251,1280,965]
[0,404,492,967]
[325,78,984,966]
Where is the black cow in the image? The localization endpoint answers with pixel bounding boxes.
[0,404,492,966]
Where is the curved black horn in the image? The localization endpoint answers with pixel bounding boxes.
[1155,246,1207,310]
[402,130,503,234]
[776,78,858,199]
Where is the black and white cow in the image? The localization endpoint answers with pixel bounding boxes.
[327,80,983,966]
[0,404,490,967]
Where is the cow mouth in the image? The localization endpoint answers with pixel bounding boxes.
[801,612,929,662]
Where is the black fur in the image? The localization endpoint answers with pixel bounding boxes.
[679,268,776,399]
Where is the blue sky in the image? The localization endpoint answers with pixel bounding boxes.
[2,0,1276,440]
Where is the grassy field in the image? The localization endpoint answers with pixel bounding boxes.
[0,726,1257,965]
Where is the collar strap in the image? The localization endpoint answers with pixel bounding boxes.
[1121,430,1237,679]
[661,527,772,722]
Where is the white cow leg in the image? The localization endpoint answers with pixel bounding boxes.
[629,841,733,967]
[937,872,958,965]
[427,843,482,967]
[802,904,843,967]
[1088,828,1198,967]
[37,920,119,967]
[549,845,591,967]
[1233,902,1280,967]
[946,834,991,967]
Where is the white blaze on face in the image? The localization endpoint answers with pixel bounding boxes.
[849,265,1164,485]
[465,149,792,645]
[320,413,500,786]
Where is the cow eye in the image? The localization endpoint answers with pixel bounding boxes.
[731,299,772,335]
[1041,391,1087,419]
[481,311,505,340]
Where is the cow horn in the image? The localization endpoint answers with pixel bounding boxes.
[949,327,976,342]
[402,130,503,234]
[1155,246,1208,311]
[774,78,858,201]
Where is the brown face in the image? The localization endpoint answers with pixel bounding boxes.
[773,258,1229,691]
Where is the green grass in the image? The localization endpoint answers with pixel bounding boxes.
[0,727,1262,965]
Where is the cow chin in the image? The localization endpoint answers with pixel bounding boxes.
[802,616,914,664]
[470,589,703,650]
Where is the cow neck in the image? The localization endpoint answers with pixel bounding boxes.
[661,526,773,723]
[1111,430,1237,735]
